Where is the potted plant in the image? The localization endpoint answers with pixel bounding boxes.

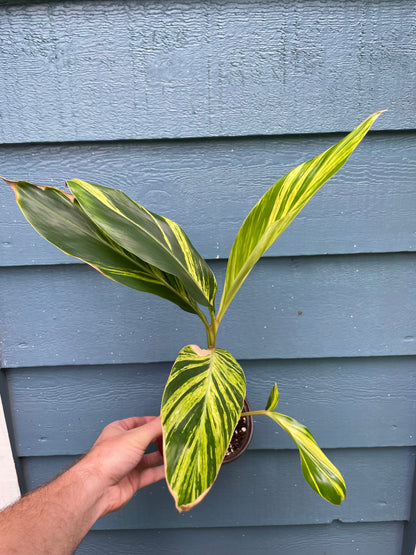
[3,111,382,513]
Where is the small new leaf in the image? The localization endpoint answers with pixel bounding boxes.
[265,383,279,411]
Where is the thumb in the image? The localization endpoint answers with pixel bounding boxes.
[128,416,162,450]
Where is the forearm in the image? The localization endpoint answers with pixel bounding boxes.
[0,459,105,555]
[0,417,164,555]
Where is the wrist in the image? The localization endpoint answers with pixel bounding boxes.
[0,459,108,554]
[65,457,108,522]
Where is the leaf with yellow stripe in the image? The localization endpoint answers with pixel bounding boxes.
[67,179,217,308]
[161,345,246,512]
[267,411,346,504]
[218,111,384,321]
[4,179,200,313]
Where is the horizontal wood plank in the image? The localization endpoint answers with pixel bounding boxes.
[0,1,414,143]
[1,132,415,265]
[76,522,404,555]
[1,253,415,367]
[7,356,415,456]
[20,447,416,529]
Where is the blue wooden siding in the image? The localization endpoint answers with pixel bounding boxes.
[0,1,415,554]
[62,524,409,555]
[7,357,416,454]
[1,133,416,264]
[0,1,415,142]
[1,254,415,366]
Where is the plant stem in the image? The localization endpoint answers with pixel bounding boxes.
[241,410,270,417]
[207,307,218,349]
[195,306,210,335]
[193,304,219,349]
[195,306,218,349]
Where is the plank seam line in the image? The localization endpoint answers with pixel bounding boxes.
[86,519,408,533]
[4,352,416,371]
[0,128,411,150]
[1,249,415,272]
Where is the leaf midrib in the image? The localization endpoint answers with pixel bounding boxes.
[194,349,216,473]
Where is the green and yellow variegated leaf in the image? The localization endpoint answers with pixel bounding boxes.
[67,179,217,308]
[4,179,200,313]
[267,412,346,505]
[218,111,384,321]
[265,383,279,411]
[161,345,246,512]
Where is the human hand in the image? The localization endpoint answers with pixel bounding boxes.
[78,416,165,517]
[0,417,164,555]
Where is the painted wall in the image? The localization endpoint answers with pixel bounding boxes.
[0,1,415,553]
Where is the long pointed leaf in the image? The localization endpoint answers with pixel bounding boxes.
[267,411,346,504]
[67,179,217,308]
[5,179,199,313]
[218,111,384,321]
[161,345,246,512]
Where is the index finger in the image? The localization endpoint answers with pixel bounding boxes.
[117,416,158,431]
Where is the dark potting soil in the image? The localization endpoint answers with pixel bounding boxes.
[224,415,249,460]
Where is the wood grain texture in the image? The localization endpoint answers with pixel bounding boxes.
[76,522,405,555]
[1,253,414,368]
[20,448,416,529]
[7,356,415,456]
[1,131,415,266]
[0,1,414,143]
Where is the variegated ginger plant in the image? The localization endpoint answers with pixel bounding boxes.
[4,111,382,512]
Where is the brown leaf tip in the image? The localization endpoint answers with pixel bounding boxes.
[1,176,18,191]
